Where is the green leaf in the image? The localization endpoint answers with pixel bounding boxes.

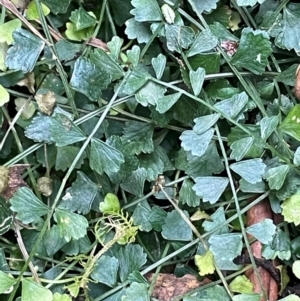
[229,275,253,294]
[53,293,72,301]
[132,200,152,232]
[121,167,147,197]
[193,177,229,204]
[162,210,193,241]
[0,197,12,235]
[188,0,219,14]
[122,121,154,155]
[70,58,111,101]
[118,244,147,282]
[293,260,300,279]
[230,159,266,184]
[10,187,49,224]
[276,64,297,86]
[260,115,279,140]
[107,36,123,60]
[231,28,272,75]
[190,67,205,96]
[60,172,98,214]
[50,114,86,147]
[214,92,248,119]
[152,54,166,79]
[0,19,22,45]
[90,49,124,81]
[195,250,215,276]
[165,24,195,52]
[237,0,266,6]
[187,29,218,57]
[156,92,181,113]
[180,129,214,157]
[123,283,150,301]
[246,218,276,244]
[185,285,231,301]
[54,208,88,242]
[230,137,254,161]
[135,81,166,107]
[42,0,71,14]
[240,179,266,193]
[278,296,300,301]
[149,205,167,231]
[193,113,219,134]
[189,52,221,73]
[22,278,53,301]
[90,138,125,175]
[264,165,289,190]
[100,193,120,214]
[209,233,243,270]
[294,147,300,166]
[139,150,164,181]
[91,255,119,287]
[232,294,261,301]
[65,22,94,41]
[0,84,9,106]
[0,270,16,294]
[274,9,300,53]
[55,146,86,171]
[69,7,96,30]
[26,1,50,20]
[179,179,200,207]
[131,0,162,22]
[281,194,300,226]
[25,114,52,142]
[280,104,300,141]
[5,28,44,72]
[127,45,140,67]
[42,225,66,257]
[125,18,152,44]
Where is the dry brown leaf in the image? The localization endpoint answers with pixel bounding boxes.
[145,273,211,301]
[1,164,29,199]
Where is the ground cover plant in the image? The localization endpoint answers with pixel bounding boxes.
[1,0,300,300]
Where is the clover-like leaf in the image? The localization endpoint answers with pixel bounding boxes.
[229,275,253,294]
[121,167,147,197]
[152,54,166,79]
[179,179,200,207]
[246,218,276,244]
[6,28,45,73]
[0,84,9,106]
[99,193,120,214]
[0,19,22,45]
[54,207,88,242]
[230,137,254,161]
[264,165,289,190]
[130,0,162,22]
[118,244,147,282]
[193,177,229,204]
[123,283,149,301]
[70,58,111,101]
[195,250,215,276]
[122,121,154,155]
[193,114,219,135]
[188,0,219,14]
[203,207,229,235]
[0,270,16,294]
[237,0,266,6]
[91,255,119,287]
[260,115,279,140]
[156,92,181,113]
[132,200,152,232]
[165,24,195,52]
[232,294,261,301]
[281,194,300,226]
[90,138,125,175]
[280,104,300,141]
[10,187,49,224]
[125,19,152,44]
[50,114,86,147]
[42,0,71,14]
[135,81,166,106]
[274,9,300,53]
[162,210,193,241]
[209,233,243,270]
[231,28,272,75]
[60,172,98,214]
[180,129,214,157]
[69,7,96,31]
[230,159,266,184]
[22,278,53,301]
[190,67,205,96]
[26,1,50,20]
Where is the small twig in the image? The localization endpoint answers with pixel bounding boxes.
[14,220,41,284]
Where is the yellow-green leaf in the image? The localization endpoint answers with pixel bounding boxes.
[229,275,253,294]
[195,250,215,276]
[26,1,50,20]
[281,194,300,226]
[0,84,9,106]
